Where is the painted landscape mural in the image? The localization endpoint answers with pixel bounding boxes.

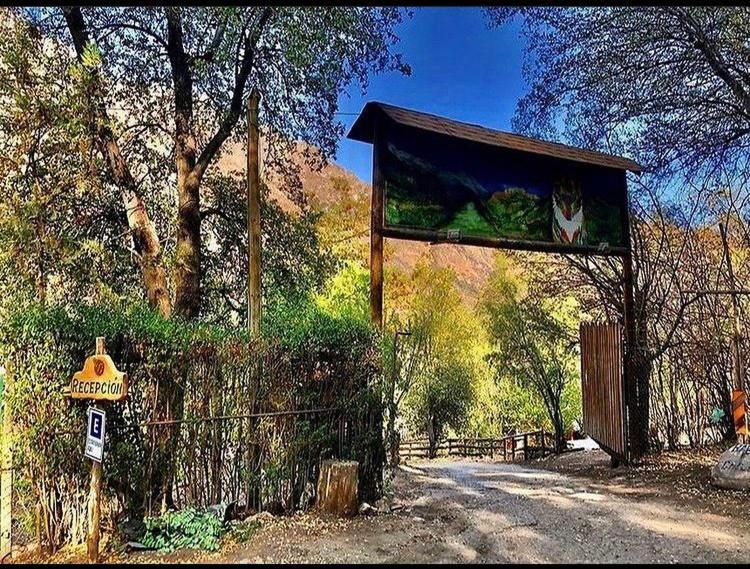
[381,125,626,250]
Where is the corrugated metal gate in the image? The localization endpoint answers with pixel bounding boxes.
[580,322,628,460]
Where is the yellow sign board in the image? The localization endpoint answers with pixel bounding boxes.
[69,354,128,401]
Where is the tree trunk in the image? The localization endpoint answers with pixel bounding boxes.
[61,7,171,317]
[316,460,359,517]
[427,416,438,458]
[173,174,201,319]
[386,403,400,467]
[167,7,202,320]
[122,188,172,317]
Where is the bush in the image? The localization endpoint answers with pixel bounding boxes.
[0,297,384,552]
[141,507,226,552]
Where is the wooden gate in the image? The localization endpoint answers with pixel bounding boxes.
[580,322,627,460]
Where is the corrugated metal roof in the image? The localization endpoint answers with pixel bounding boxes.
[347,101,643,173]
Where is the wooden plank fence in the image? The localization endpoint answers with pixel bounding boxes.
[580,322,627,460]
[399,430,551,461]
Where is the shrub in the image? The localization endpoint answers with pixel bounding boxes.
[0,297,384,552]
[141,507,225,552]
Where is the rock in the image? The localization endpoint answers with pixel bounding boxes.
[359,502,378,515]
[206,501,235,522]
[389,503,404,512]
[711,443,750,490]
[125,541,153,551]
[374,497,391,511]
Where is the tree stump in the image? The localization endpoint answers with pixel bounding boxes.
[316,460,359,517]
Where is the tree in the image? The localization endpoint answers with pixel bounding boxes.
[485,7,750,187]
[0,11,139,311]
[485,6,750,453]
[399,262,479,457]
[30,6,410,319]
[200,174,336,324]
[480,254,580,452]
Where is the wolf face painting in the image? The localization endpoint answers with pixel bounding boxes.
[552,177,586,245]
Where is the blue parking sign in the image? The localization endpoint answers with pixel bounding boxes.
[85,407,106,463]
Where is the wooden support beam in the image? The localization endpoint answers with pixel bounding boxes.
[620,173,646,462]
[247,89,262,337]
[369,121,384,329]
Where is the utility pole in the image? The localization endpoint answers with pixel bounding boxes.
[247,88,262,336]
[719,221,747,439]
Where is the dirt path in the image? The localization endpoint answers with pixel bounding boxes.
[186,457,750,564]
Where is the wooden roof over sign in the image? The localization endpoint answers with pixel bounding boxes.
[347,101,643,174]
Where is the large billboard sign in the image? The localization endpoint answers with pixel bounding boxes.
[378,123,628,254]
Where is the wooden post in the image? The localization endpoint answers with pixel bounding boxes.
[247,88,262,337]
[720,223,745,394]
[87,337,106,564]
[523,433,528,461]
[540,428,546,458]
[620,173,645,462]
[719,222,747,440]
[370,120,384,329]
[1,362,12,563]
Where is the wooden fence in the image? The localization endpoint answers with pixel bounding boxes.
[399,430,551,461]
[580,322,627,460]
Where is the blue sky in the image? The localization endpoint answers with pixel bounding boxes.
[334,7,527,183]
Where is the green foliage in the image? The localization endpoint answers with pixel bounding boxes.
[466,369,549,438]
[201,176,338,322]
[314,261,371,323]
[141,508,226,552]
[0,296,384,548]
[0,12,133,312]
[397,262,480,452]
[226,519,261,544]
[479,253,581,449]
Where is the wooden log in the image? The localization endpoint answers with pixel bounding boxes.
[316,460,359,517]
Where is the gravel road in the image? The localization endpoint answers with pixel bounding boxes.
[212,458,750,564]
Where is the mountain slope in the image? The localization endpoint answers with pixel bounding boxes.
[217,140,496,305]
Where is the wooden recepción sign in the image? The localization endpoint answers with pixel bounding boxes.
[70,354,128,401]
